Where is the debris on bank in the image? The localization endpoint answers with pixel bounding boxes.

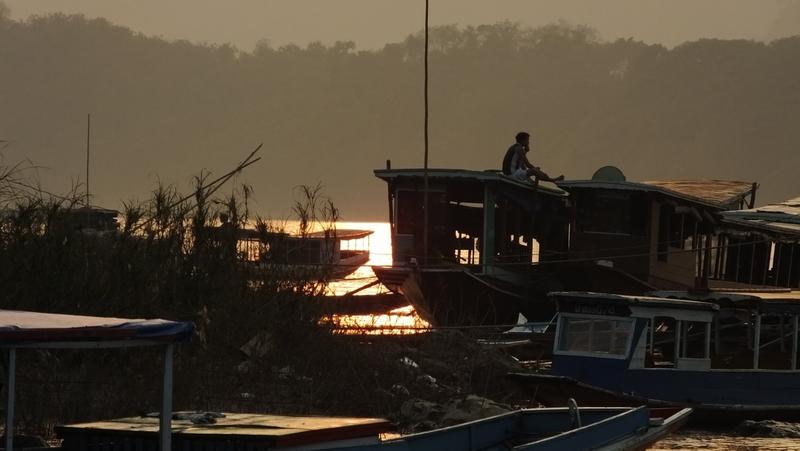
[398,395,513,432]
[737,420,800,438]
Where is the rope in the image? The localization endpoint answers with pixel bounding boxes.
[362,236,780,269]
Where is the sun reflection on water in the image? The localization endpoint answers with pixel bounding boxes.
[325,222,429,334]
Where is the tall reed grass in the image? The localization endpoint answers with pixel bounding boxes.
[0,166,525,438]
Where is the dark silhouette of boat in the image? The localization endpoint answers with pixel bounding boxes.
[372,164,800,327]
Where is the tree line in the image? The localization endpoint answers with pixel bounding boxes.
[1,12,799,218]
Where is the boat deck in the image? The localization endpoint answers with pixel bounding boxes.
[56,412,392,451]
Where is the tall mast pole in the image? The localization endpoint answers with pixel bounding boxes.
[422,0,430,264]
[86,113,91,208]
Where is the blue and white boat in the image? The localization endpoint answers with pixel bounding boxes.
[324,405,690,451]
[510,291,800,424]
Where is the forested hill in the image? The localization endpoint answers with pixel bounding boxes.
[1,13,799,219]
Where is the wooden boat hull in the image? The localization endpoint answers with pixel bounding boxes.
[324,406,690,451]
[508,371,800,425]
[398,267,529,327]
[371,266,411,294]
[329,250,371,279]
[321,293,408,315]
[372,262,655,327]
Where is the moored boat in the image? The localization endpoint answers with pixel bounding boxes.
[510,291,800,424]
[371,163,789,327]
[321,405,690,451]
[238,228,374,280]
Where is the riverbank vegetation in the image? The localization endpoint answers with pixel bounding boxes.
[0,162,526,439]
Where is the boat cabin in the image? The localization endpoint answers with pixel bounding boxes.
[716,197,800,288]
[519,291,800,419]
[374,167,569,273]
[655,290,800,370]
[558,170,757,290]
[553,292,718,372]
[553,290,800,373]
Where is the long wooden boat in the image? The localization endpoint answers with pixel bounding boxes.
[322,406,690,451]
[253,228,373,280]
[509,291,800,424]
[372,164,800,327]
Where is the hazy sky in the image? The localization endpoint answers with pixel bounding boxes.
[5,0,799,51]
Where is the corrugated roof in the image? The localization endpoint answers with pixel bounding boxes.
[652,290,800,314]
[642,180,755,209]
[549,291,719,311]
[557,179,754,209]
[721,196,800,237]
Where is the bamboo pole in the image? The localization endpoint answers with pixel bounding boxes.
[422,0,430,264]
[5,349,16,451]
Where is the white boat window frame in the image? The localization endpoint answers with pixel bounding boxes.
[554,313,636,360]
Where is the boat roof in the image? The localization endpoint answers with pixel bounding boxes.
[70,206,120,215]
[374,168,568,197]
[57,412,391,448]
[306,229,374,240]
[652,289,800,314]
[557,179,755,210]
[550,291,718,312]
[720,196,800,237]
[0,310,194,347]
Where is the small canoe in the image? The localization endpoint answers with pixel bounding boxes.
[324,405,691,451]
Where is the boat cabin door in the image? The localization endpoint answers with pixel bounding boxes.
[394,188,447,263]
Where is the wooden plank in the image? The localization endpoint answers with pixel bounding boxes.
[57,412,392,445]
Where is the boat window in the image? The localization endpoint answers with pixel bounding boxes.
[679,321,707,359]
[649,317,676,368]
[557,316,633,356]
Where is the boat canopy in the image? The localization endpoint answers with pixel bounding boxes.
[0,310,193,347]
[720,197,800,238]
[653,290,800,315]
[374,168,568,201]
[1,310,193,451]
[557,179,755,210]
[551,291,719,312]
[306,229,374,240]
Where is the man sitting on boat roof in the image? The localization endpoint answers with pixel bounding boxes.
[502,131,564,183]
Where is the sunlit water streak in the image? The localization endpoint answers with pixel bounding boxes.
[323,222,428,333]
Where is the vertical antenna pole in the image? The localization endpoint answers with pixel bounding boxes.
[422,0,430,264]
[86,113,91,208]
[5,348,16,451]
[160,344,174,451]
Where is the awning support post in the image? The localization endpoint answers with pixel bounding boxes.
[160,344,174,451]
[753,314,762,370]
[482,185,496,271]
[793,315,799,370]
[5,348,16,451]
